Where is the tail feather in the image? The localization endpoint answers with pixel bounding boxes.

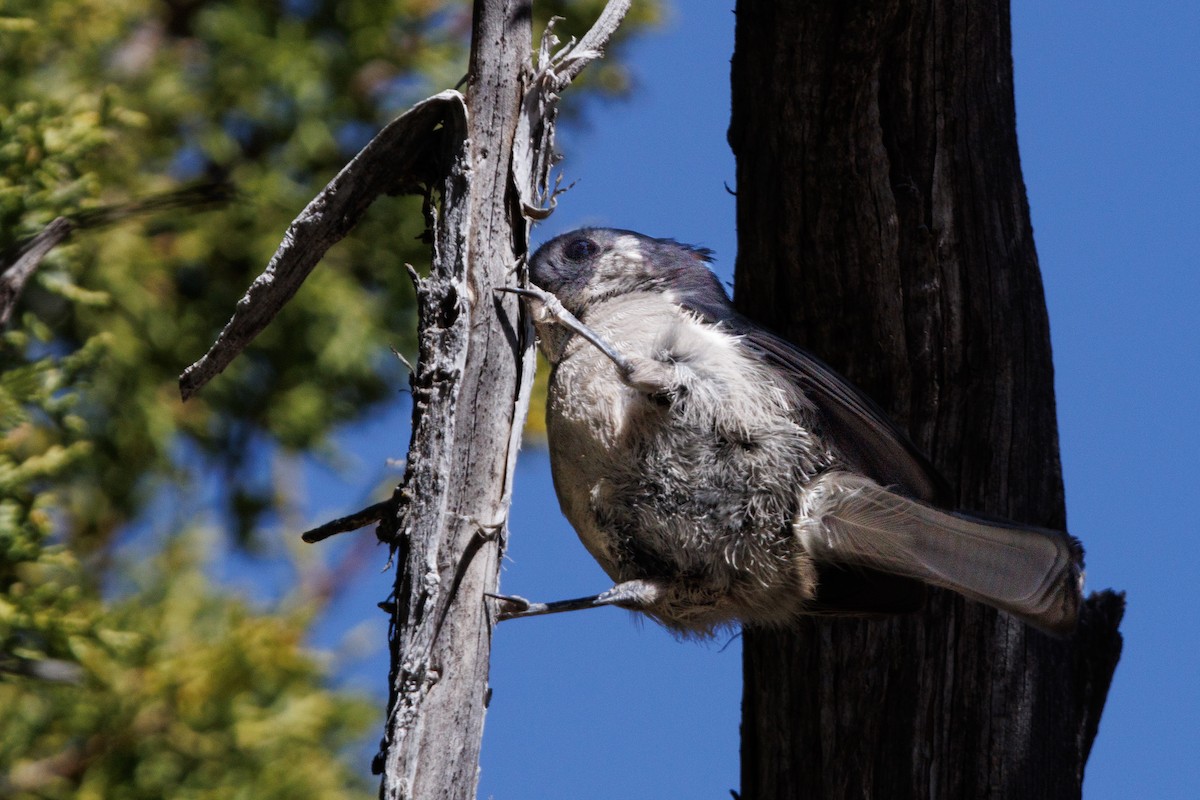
[796,472,1083,634]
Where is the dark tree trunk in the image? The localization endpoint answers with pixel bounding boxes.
[729,2,1124,798]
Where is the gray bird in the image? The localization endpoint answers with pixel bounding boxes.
[497,228,1083,635]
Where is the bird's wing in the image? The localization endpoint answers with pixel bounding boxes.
[799,471,1082,633]
[732,320,951,504]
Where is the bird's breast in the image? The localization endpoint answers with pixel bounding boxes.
[543,296,830,582]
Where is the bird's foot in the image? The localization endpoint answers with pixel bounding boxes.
[495,286,677,396]
[489,579,666,622]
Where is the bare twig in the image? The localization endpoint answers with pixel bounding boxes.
[178,91,468,400]
[1,218,74,327]
[554,0,633,85]
[2,183,232,328]
[389,346,416,376]
[512,0,632,218]
[300,500,391,543]
[73,182,233,229]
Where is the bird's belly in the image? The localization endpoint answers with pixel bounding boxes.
[544,364,636,578]
[547,364,804,589]
[542,320,835,632]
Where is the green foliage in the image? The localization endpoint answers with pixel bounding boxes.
[0,324,375,797]
[0,538,377,799]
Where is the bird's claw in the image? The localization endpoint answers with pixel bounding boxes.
[488,579,667,622]
[485,592,532,615]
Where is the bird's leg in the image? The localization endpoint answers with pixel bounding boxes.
[496,285,633,374]
[489,578,666,622]
[495,286,675,396]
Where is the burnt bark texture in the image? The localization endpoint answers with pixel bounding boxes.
[730,2,1124,798]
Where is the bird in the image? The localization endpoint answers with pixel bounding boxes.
[494,227,1083,636]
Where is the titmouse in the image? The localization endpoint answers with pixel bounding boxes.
[496,228,1082,636]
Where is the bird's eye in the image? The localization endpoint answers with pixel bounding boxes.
[563,237,599,261]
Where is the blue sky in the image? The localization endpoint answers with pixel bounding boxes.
[298,3,1200,797]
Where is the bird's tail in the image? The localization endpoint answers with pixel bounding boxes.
[796,471,1083,634]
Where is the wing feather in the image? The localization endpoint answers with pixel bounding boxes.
[797,471,1082,633]
[671,273,947,502]
[734,321,950,504]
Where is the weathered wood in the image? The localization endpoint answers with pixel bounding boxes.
[374,2,529,797]
[729,1,1124,797]
[179,93,462,400]
[375,2,632,797]
[176,2,632,794]
[299,501,389,543]
[513,0,632,219]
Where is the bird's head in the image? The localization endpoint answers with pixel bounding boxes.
[529,228,729,319]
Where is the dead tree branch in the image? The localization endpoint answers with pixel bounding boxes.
[375,3,630,794]
[299,501,390,543]
[1,218,74,327]
[3,183,230,328]
[177,2,632,797]
[178,92,466,400]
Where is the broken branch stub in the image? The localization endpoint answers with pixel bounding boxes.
[1,218,74,327]
[178,90,469,400]
[512,0,632,218]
